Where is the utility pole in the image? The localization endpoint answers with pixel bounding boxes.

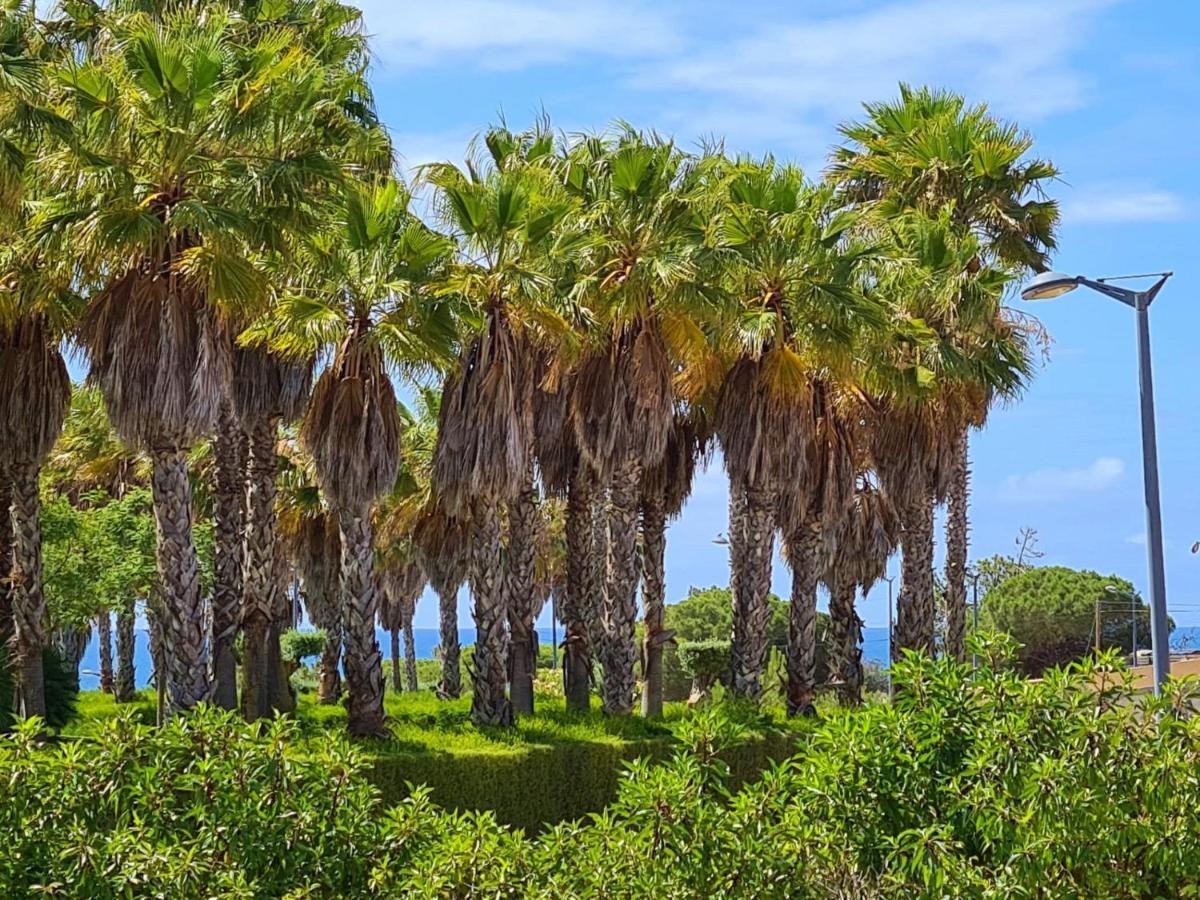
[1095,599,1102,655]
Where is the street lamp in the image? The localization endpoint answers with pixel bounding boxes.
[1022,270,1172,694]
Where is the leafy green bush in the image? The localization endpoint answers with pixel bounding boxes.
[6,638,1200,896]
[280,628,327,666]
[981,566,1160,674]
[677,639,729,705]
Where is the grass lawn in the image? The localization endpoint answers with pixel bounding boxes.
[66,684,819,831]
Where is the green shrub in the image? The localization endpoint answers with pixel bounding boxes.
[6,637,1200,897]
[280,628,327,666]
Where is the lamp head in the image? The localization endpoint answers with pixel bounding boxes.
[1021,271,1079,301]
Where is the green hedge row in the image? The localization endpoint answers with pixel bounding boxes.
[366,730,800,832]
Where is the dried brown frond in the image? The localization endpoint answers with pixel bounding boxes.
[869,397,957,509]
[533,364,577,498]
[232,344,313,426]
[779,379,858,544]
[641,412,699,517]
[413,504,470,596]
[79,270,229,450]
[571,318,673,477]
[714,354,811,492]
[434,312,534,515]
[0,315,70,467]
[301,329,400,513]
[377,552,426,632]
[824,480,901,592]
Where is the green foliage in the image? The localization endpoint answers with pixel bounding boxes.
[280,628,326,666]
[9,645,1200,896]
[981,566,1158,674]
[676,640,730,678]
[0,645,78,731]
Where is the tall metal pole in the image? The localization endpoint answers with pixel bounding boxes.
[1134,291,1170,694]
[1131,589,1137,664]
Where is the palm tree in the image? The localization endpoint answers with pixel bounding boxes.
[275,178,453,736]
[232,347,311,719]
[209,402,245,710]
[378,547,425,694]
[277,441,343,704]
[637,412,700,717]
[564,130,709,715]
[38,2,363,713]
[426,126,574,725]
[830,85,1058,659]
[822,478,900,702]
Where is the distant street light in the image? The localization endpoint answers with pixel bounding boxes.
[1023,270,1172,694]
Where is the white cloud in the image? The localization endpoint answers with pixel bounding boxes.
[355,1,678,71]
[1000,456,1124,503]
[635,0,1117,148]
[1062,186,1187,225]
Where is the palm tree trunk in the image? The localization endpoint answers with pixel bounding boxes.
[97,610,114,694]
[470,499,512,726]
[587,484,609,677]
[896,491,936,658]
[785,522,823,717]
[9,459,46,719]
[506,467,538,717]
[601,453,640,715]
[146,594,166,725]
[403,612,418,692]
[242,418,294,719]
[730,485,776,699]
[562,467,592,711]
[639,492,668,718]
[338,508,386,736]
[0,468,12,647]
[317,624,342,704]
[435,581,461,699]
[114,600,136,703]
[149,447,210,713]
[390,628,401,693]
[828,573,863,704]
[53,625,89,691]
[209,403,243,711]
[944,429,970,662]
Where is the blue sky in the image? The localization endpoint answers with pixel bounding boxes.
[351,0,1200,630]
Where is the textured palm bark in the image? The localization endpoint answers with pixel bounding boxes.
[0,470,12,646]
[944,430,970,662]
[827,573,863,704]
[586,485,609,675]
[114,602,136,703]
[389,629,402,693]
[786,523,823,718]
[506,470,538,717]
[896,491,936,658]
[297,531,342,706]
[601,454,641,716]
[96,611,114,694]
[731,485,776,700]
[470,499,512,726]
[338,509,387,736]
[435,581,461,699]
[727,488,745,624]
[639,494,667,718]
[209,405,244,711]
[146,596,166,725]
[241,418,294,719]
[53,626,89,690]
[150,447,209,713]
[403,612,418,692]
[562,469,592,711]
[9,461,47,718]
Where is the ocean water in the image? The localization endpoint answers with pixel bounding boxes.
[76,624,1200,691]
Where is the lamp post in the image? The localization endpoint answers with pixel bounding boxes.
[1022,270,1172,694]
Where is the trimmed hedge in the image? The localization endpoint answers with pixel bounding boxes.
[365,729,800,832]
